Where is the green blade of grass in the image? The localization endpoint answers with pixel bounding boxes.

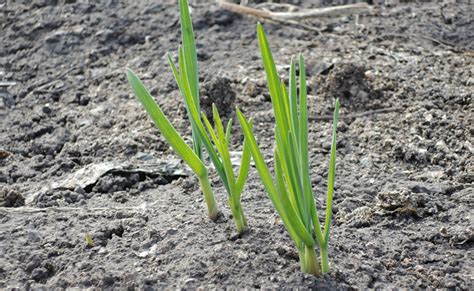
[201,112,220,150]
[225,118,232,146]
[274,147,314,248]
[236,119,253,197]
[202,110,238,198]
[237,108,314,247]
[170,52,230,192]
[179,0,199,107]
[169,51,201,158]
[298,55,308,158]
[281,80,291,126]
[211,108,238,200]
[289,60,299,143]
[199,111,232,194]
[127,69,206,178]
[287,130,310,229]
[212,104,226,143]
[275,127,302,217]
[257,23,290,138]
[178,47,202,158]
[297,55,323,244]
[292,57,324,246]
[212,108,236,193]
[323,99,340,243]
[274,149,304,248]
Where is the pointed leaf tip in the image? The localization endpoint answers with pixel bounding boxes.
[126,68,134,78]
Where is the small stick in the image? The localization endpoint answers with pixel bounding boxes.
[217,1,373,21]
[271,3,373,20]
[0,205,154,215]
[218,0,271,19]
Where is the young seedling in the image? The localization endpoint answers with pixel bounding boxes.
[200,105,252,234]
[128,70,218,220]
[127,0,218,220]
[237,23,340,275]
[128,0,251,233]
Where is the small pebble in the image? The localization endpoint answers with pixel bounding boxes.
[166,228,178,236]
[74,186,86,195]
[236,250,248,261]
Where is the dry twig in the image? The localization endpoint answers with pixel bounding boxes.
[0,204,156,215]
[217,1,373,21]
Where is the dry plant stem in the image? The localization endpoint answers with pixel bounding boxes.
[217,0,271,19]
[217,0,372,21]
[271,3,372,20]
[0,206,149,214]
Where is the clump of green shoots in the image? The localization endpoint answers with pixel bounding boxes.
[200,105,252,233]
[127,0,251,233]
[237,23,340,275]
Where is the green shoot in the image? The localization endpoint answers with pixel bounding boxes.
[165,0,252,234]
[237,23,341,275]
[178,0,202,160]
[127,0,218,220]
[200,106,253,234]
[128,0,252,232]
[127,70,218,221]
[85,233,94,247]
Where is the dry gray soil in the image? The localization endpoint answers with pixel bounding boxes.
[0,1,473,289]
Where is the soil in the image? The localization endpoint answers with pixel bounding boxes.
[1,0,473,289]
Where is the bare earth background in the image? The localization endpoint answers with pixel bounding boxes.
[0,0,473,289]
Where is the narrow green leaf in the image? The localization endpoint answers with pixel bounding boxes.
[296,54,321,241]
[237,108,277,202]
[202,109,235,192]
[294,56,323,245]
[236,119,253,197]
[225,118,232,146]
[281,81,291,127]
[257,23,289,139]
[237,108,314,247]
[211,107,238,200]
[212,104,226,143]
[323,99,340,243]
[179,0,199,107]
[274,149,315,248]
[171,50,228,191]
[167,53,184,94]
[178,47,202,158]
[289,60,299,143]
[274,149,303,248]
[274,127,299,213]
[201,112,220,151]
[287,131,309,228]
[127,69,206,178]
[298,54,308,158]
[200,111,232,195]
